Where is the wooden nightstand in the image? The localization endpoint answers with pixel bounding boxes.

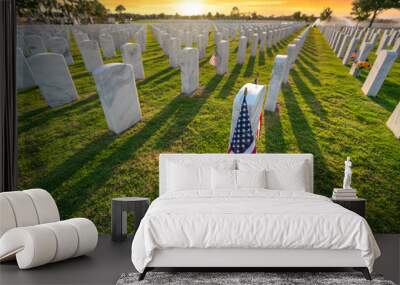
[331,198,366,218]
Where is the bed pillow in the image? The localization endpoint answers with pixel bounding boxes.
[211,168,236,191]
[238,159,308,191]
[236,169,267,189]
[167,162,211,191]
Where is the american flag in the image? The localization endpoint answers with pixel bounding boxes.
[209,53,218,66]
[229,89,256,154]
[209,49,220,66]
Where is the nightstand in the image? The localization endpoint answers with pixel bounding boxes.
[112,197,150,241]
[331,198,366,218]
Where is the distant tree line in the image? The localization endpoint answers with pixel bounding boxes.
[16,2,317,24]
[114,7,317,23]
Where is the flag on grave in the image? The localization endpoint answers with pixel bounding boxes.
[209,53,218,66]
[228,88,256,154]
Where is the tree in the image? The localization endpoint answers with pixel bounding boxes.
[231,6,239,18]
[351,1,371,23]
[115,4,126,14]
[351,0,400,28]
[292,11,302,21]
[320,7,333,21]
[115,4,126,22]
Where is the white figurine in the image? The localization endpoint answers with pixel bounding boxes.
[343,157,352,189]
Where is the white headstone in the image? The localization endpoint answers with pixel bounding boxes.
[237,36,247,64]
[251,33,258,57]
[216,40,229,75]
[47,37,74,65]
[169,37,180,68]
[197,34,206,59]
[349,42,374,77]
[361,50,397,97]
[121,43,145,80]
[376,32,390,54]
[392,37,400,57]
[386,102,400,139]
[16,48,36,91]
[80,40,104,72]
[179,47,199,95]
[28,53,78,107]
[74,33,89,47]
[260,32,267,51]
[343,36,359,65]
[184,31,192,47]
[338,35,351,59]
[24,35,46,56]
[283,44,297,84]
[99,33,116,59]
[265,55,288,112]
[93,63,142,134]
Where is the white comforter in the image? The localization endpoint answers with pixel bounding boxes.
[131,190,380,272]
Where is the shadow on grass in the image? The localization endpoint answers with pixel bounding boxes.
[33,132,116,192]
[282,84,334,195]
[258,50,265,66]
[153,68,180,84]
[138,66,174,86]
[244,56,255,77]
[218,64,242,98]
[291,69,327,119]
[298,54,320,73]
[296,60,321,86]
[143,54,166,63]
[18,93,99,134]
[354,70,400,112]
[265,110,288,152]
[57,75,222,217]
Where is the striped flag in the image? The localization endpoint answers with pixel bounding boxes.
[228,89,256,154]
[209,53,218,66]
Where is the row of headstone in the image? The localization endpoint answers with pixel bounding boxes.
[319,24,400,139]
[318,24,399,96]
[17,24,144,135]
[265,26,311,112]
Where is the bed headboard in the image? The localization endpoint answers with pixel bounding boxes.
[159,153,314,196]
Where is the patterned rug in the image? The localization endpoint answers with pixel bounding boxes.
[116,271,396,285]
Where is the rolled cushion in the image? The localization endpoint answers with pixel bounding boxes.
[0,196,17,237]
[0,218,98,269]
[24,189,60,224]
[42,221,79,262]
[0,191,39,227]
[0,226,57,269]
[65,218,98,257]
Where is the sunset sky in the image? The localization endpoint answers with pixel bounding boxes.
[100,0,400,18]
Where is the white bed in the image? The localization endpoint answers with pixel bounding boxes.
[131,154,380,280]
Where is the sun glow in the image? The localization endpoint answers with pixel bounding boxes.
[177,0,205,15]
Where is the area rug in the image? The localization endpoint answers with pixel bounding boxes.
[116,272,396,285]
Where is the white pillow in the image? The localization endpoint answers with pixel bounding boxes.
[238,159,308,191]
[167,162,211,191]
[236,169,267,189]
[211,168,236,190]
[266,162,306,191]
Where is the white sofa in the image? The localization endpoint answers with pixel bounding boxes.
[0,188,98,269]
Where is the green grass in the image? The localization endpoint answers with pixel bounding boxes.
[17,27,400,233]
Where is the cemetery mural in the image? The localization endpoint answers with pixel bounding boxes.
[16,1,400,234]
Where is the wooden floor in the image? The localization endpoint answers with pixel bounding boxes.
[1,234,398,285]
